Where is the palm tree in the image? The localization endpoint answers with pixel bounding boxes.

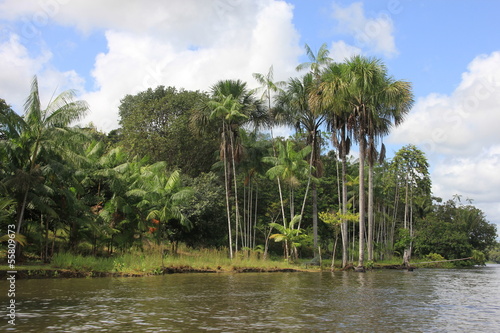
[1,76,88,241]
[296,43,333,78]
[269,215,305,261]
[191,79,266,258]
[274,73,325,251]
[365,78,413,261]
[252,65,286,112]
[316,56,412,269]
[252,66,287,228]
[263,140,311,231]
[312,61,353,268]
[127,165,193,253]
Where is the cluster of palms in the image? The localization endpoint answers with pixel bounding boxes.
[194,44,413,268]
[1,44,414,268]
[0,78,194,259]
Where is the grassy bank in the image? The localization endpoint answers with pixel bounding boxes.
[50,248,301,274]
[1,247,470,279]
[0,246,303,278]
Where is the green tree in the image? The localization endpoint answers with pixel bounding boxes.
[127,165,193,253]
[0,77,88,241]
[296,42,333,77]
[414,199,496,263]
[322,56,412,269]
[274,73,325,251]
[192,79,266,258]
[391,144,431,265]
[119,86,218,176]
[263,140,311,230]
[269,215,307,261]
[365,75,413,262]
[315,61,354,268]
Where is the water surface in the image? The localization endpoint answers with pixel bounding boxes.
[2,265,500,332]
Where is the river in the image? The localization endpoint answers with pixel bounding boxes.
[2,265,500,332]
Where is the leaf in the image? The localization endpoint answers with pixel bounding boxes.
[0,233,28,246]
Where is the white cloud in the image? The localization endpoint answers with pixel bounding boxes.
[330,40,361,62]
[0,33,85,113]
[388,51,500,225]
[331,2,397,58]
[78,0,301,132]
[0,0,302,132]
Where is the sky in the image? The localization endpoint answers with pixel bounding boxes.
[1,0,500,230]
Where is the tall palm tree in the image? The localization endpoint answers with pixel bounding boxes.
[365,78,413,261]
[252,65,286,112]
[191,79,266,258]
[274,73,325,250]
[312,61,353,268]
[316,56,412,269]
[296,43,333,78]
[264,140,311,226]
[1,76,88,238]
[252,66,287,229]
[264,140,311,260]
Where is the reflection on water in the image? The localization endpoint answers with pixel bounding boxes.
[1,265,500,332]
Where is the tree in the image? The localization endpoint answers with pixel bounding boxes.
[365,74,413,262]
[326,56,412,269]
[414,199,496,262]
[296,43,333,77]
[119,86,218,176]
[315,61,354,268]
[263,140,311,231]
[192,79,266,258]
[274,73,325,252]
[269,215,307,261]
[1,77,88,243]
[127,165,193,253]
[391,144,431,266]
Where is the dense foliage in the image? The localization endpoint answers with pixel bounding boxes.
[1,52,497,267]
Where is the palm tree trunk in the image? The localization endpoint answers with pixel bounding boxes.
[298,148,314,231]
[16,189,29,234]
[312,183,318,251]
[358,137,366,269]
[270,128,287,228]
[222,123,233,259]
[229,129,241,255]
[331,231,338,271]
[368,160,374,262]
[15,189,30,257]
[341,155,349,267]
[253,185,258,249]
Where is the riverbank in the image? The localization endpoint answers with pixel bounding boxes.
[0,261,417,279]
[1,248,456,279]
[0,248,308,279]
[0,264,304,279]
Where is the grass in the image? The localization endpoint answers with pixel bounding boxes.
[46,245,299,275]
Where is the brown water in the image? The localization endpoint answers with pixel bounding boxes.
[1,265,500,332]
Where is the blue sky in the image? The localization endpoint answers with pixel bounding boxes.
[1,0,500,228]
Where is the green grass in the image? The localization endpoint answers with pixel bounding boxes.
[47,246,298,275]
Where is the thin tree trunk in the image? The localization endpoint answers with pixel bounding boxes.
[358,137,366,269]
[222,123,233,259]
[341,147,349,268]
[44,215,49,262]
[298,131,316,232]
[368,160,374,262]
[230,136,240,254]
[312,184,318,251]
[269,128,287,229]
[331,231,338,271]
[253,184,258,249]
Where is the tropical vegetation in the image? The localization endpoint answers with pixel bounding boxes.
[1,48,497,272]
